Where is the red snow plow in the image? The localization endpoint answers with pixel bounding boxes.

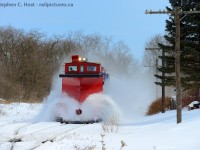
[57,55,109,123]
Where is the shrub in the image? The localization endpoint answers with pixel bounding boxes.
[146,97,171,115]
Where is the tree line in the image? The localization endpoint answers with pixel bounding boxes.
[0,26,136,102]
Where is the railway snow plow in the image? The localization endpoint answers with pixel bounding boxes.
[57,55,110,124]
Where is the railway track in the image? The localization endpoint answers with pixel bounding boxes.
[0,122,95,150]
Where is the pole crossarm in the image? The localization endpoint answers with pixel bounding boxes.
[145,10,200,15]
[145,48,160,51]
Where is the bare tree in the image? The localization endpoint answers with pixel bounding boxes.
[0,27,62,101]
[0,26,25,99]
[143,34,166,72]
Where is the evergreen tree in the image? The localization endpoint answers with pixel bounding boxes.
[156,0,200,93]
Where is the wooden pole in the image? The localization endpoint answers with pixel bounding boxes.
[175,7,182,123]
[162,48,165,113]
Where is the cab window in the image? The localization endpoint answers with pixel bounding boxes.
[68,66,77,71]
[80,65,84,72]
[87,66,97,71]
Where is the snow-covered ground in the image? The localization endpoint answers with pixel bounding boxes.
[0,102,200,150]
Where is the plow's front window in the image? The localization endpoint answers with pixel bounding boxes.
[87,66,97,72]
[68,66,77,71]
[80,66,84,72]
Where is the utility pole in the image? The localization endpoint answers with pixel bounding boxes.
[145,47,165,113]
[174,7,181,124]
[161,48,165,113]
[145,7,200,124]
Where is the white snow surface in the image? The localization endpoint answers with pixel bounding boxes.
[0,102,200,150]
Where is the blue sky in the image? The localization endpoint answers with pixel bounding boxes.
[0,0,170,60]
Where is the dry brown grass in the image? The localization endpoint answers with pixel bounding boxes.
[146,97,171,115]
[74,145,96,150]
[120,140,127,150]
[100,134,106,150]
[101,123,118,133]
[101,116,119,133]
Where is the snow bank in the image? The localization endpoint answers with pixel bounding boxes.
[0,103,41,123]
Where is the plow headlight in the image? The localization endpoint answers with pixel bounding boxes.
[78,57,87,62]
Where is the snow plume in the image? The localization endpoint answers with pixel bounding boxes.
[104,71,160,121]
[34,93,121,123]
[34,70,121,123]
